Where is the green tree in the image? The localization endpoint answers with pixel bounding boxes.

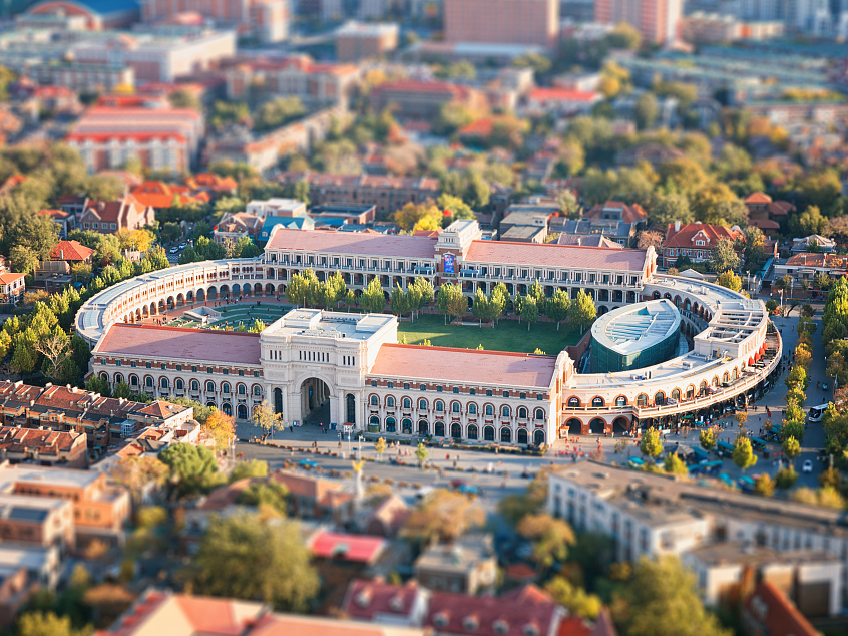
[568,289,596,334]
[663,453,689,474]
[787,205,827,238]
[415,441,428,468]
[158,443,222,499]
[520,295,539,331]
[402,490,484,544]
[710,238,740,273]
[252,401,284,442]
[783,419,805,445]
[544,577,601,620]
[716,270,742,292]
[782,436,801,464]
[517,513,575,571]
[285,270,316,307]
[497,475,547,526]
[648,193,693,229]
[634,92,659,130]
[487,284,507,326]
[640,427,663,461]
[191,512,318,611]
[612,557,730,636]
[230,459,269,482]
[390,283,409,318]
[775,466,799,490]
[237,480,289,515]
[557,190,580,219]
[471,288,489,322]
[732,436,757,472]
[360,277,387,314]
[16,611,89,636]
[545,290,571,331]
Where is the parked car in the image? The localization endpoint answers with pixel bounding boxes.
[299,458,318,469]
[179,242,188,249]
[169,247,178,254]
[822,382,829,391]
[802,459,813,473]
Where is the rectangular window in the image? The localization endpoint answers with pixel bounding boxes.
[92,223,98,229]
[223,369,229,375]
[436,385,443,392]
[239,370,244,376]
[520,392,526,399]
[404,383,409,390]
[160,363,166,370]
[372,380,377,387]
[176,364,182,371]
[115,360,121,366]
[146,363,151,369]
[207,367,213,374]
[388,382,394,388]
[131,361,136,368]
[420,384,426,390]
[486,389,492,397]
[192,366,197,372]
[453,387,459,394]
[503,391,509,397]
[110,223,116,230]
[254,371,260,377]
[537,394,544,400]
[470,388,476,395]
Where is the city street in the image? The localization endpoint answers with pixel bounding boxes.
[234,306,831,498]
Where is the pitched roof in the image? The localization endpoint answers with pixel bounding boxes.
[0,273,25,285]
[50,240,94,261]
[744,581,817,636]
[463,241,648,272]
[369,344,556,389]
[663,222,740,249]
[341,579,422,622]
[266,228,438,259]
[784,253,848,269]
[584,201,647,224]
[94,324,262,365]
[528,87,600,103]
[744,192,772,204]
[130,181,200,209]
[309,531,387,563]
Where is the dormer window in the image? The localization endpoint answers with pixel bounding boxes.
[388,596,404,612]
[696,240,705,246]
[493,620,509,635]
[523,625,539,636]
[434,612,450,628]
[355,591,371,608]
[463,616,480,631]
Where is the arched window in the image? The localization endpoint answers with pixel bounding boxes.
[387,396,395,408]
[722,372,730,383]
[517,407,527,418]
[206,380,215,392]
[130,375,138,386]
[419,398,427,410]
[145,376,153,388]
[237,404,248,420]
[191,380,199,391]
[501,405,510,417]
[592,396,604,407]
[386,417,396,432]
[253,385,261,396]
[114,373,124,384]
[402,418,412,433]
[434,421,445,436]
[435,400,444,412]
[175,379,183,390]
[160,377,168,388]
[655,391,665,406]
[485,404,493,416]
[700,381,708,394]
[468,424,478,439]
[369,415,380,429]
[222,403,232,416]
[238,384,246,395]
[732,368,738,380]
[567,397,580,408]
[370,395,379,406]
[672,389,680,401]
[636,394,647,406]
[615,396,626,407]
[687,385,695,399]
[452,401,460,413]
[222,382,231,394]
[534,408,544,420]
[712,376,720,387]
[500,427,511,442]
[469,403,477,415]
[484,426,495,441]
[403,397,411,409]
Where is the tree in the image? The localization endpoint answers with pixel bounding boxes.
[710,238,740,273]
[115,228,155,253]
[732,436,757,472]
[782,435,801,463]
[716,270,743,292]
[35,331,71,382]
[159,442,222,499]
[285,270,316,307]
[520,295,539,331]
[787,205,827,238]
[775,466,799,490]
[607,21,642,49]
[253,401,284,442]
[648,193,693,228]
[612,557,730,636]
[191,512,318,611]
[414,441,428,468]
[544,577,601,620]
[392,201,441,231]
[16,611,89,636]
[374,436,387,461]
[640,427,663,461]
[471,288,489,322]
[557,190,580,219]
[412,277,434,318]
[663,453,689,474]
[699,427,717,451]
[487,284,507,326]
[735,410,748,430]
[783,419,806,445]
[390,284,409,318]
[360,277,387,314]
[546,290,570,330]
[436,283,461,325]
[637,230,664,250]
[568,289,596,334]
[753,473,775,497]
[237,480,289,515]
[109,455,168,505]
[230,459,269,482]
[634,92,659,130]
[204,410,235,449]
[402,490,484,545]
[10,340,38,378]
[169,88,201,110]
[497,475,548,526]
[9,244,39,275]
[517,513,575,571]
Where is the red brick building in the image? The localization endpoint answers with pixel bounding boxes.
[661,222,741,268]
[79,195,155,235]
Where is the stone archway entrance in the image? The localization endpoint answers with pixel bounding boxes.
[300,377,331,423]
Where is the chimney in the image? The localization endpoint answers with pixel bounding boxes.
[674,221,681,232]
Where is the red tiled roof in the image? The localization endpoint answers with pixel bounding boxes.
[0,427,85,454]
[130,181,199,209]
[370,344,556,388]
[50,240,94,261]
[584,201,647,224]
[744,192,772,204]
[270,470,342,503]
[198,478,252,511]
[425,585,560,636]
[528,88,599,102]
[744,581,817,636]
[267,228,438,259]
[94,324,262,365]
[309,531,386,563]
[750,219,781,231]
[663,223,740,249]
[464,241,648,272]
[172,596,259,636]
[342,579,422,621]
[0,273,25,285]
[40,209,70,220]
[785,253,848,269]
[248,614,391,636]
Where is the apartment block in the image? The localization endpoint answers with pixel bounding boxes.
[140,0,289,43]
[335,21,399,62]
[28,63,135,92]
[444,0,559,48]
[594,0,682,44]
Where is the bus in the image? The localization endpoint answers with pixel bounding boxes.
[807,403,830,423]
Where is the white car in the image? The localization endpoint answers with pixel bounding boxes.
[179,242,188,249]
[169,247,178,254]
[802,459,813,473]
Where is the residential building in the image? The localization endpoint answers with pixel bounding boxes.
[309,204,376,227]
[71,29,236,83]
[583,201,647,226]
[246,199,306,219]
[213,212,264,245]
[336,22,399,62]
[791,234,835,253]
[309,530,388,568]
[342,579,429,627]
[184,172,238,196]
[499,225,546,243]
[28,63,135,92]
[130,181,209,212]
[742,581,819,636]
[554,220,633,248]
[79,196,155,235]
[270,470,355,524]
[0,545,60,593]
[522,87,602,117]
[681,12,784,44]
[661,221,741,268]
[444,0,559,48]
[594,0,682,44]
[0,566,36,628]
[743,192,794,233]
[96,589,426,636]
[226,55,361,108]
[66,97,204,174]
[278,172,440,216]
[548,461,848,612]
[774,253,848,284]
[39,209,76,239]
[0,427,88,468]
[21,0,140,30]
[745,99,848,126]
[258,215,314,241]
[0,494,75,551]
[140,0,290,43]
[0,274,25,305]
[498,203,557,239]
[414,533,497,594]
[50,240,94,265]
[369,80,487,120]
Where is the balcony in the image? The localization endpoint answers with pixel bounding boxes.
[414,266,434,275]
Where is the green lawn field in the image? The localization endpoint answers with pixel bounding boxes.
[397,313,581,354]
[205,303,293,329]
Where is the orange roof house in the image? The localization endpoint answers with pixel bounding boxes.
[50,240,94,263]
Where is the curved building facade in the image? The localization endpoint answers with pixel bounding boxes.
[590,299,681,373]
[80,221,782,445]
